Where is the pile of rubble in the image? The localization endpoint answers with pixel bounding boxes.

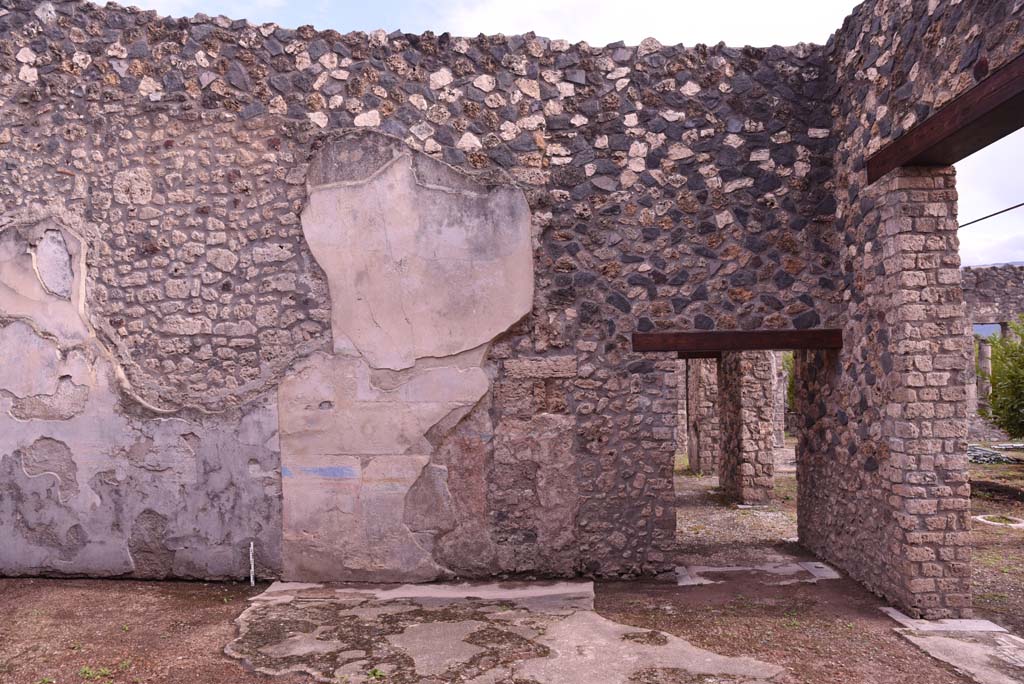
[968,444,1024,464]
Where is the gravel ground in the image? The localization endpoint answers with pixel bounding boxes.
[3,461,1022,684]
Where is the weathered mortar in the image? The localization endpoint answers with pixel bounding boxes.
[0,0,838,580]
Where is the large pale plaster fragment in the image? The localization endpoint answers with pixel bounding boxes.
[281,131,533,582]
[302,131,533,371]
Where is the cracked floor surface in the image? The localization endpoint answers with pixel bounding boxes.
[225,581,786,683]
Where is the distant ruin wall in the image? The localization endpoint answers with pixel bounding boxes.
[962,264,1024,327]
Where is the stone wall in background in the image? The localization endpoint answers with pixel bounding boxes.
[961,264,1024,431]
[680,352,787,478]
[962,264,1024,327]
[685,358,720,475]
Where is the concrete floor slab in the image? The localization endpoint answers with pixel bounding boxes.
[881,607,1008,633]
[899,632,1024,684]
[676,560,841,586]
[225,580,786,683]
[880,607,1024,684]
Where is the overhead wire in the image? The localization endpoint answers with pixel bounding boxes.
[958,201,1024,229]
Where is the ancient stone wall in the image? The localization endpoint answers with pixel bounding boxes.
[0,0,838,580]
[962,264,1024,426]
[962,264,1024,327]
[798,168,971,619]
[0,208,283,579]
[0,0,1016,611]
[794,0,1023,617]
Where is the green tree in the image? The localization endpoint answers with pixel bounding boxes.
[781,351,795,409]
[987,316,1024,439]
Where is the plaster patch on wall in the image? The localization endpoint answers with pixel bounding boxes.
[18,436,78,503]
[302,131,533,371]
[10,377,90,421]
[33,229,73,300]
[0,320,62,398]
[279,131,533,582]
[0,215,89,344]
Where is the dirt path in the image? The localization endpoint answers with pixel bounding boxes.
[970,460,1024,636]
[0,578,307,684]
[3,465,1022,684]
[592,473,968,684]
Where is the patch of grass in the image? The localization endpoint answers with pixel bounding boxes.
[36,678,55,684]
[975,549,1024,575]
[79,665,113,681]
[367,668,386,680]
[976,592,1010,605]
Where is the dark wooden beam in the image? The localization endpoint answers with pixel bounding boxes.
[676,351,722,360]
[866,51,1024,184]
[633,329,843,353]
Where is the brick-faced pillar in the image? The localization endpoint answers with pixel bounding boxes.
[880,168,971,618]
[798,167,971,620]
[718,351,775,503]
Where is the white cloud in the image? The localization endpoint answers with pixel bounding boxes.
[956,127,1024,266]
[133,0,287,22]
[413,0,856,47]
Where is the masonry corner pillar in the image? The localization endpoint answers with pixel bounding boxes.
[876,167,971,618]
[718,350,775,504]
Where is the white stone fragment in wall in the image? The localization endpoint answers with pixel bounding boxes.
[429,68,453,90]
[353,110,381,127]
[472,74,496,92]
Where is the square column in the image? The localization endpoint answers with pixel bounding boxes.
[686,358,721,475]
[718,351,775,503]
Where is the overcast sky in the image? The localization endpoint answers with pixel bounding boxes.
[135,0,1023,267]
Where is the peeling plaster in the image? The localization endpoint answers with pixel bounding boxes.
[279,131,534,582]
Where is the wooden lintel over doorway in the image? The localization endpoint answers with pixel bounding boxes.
[676,351,722,360]
[865,50,1024,184]
[632,328,844,354]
